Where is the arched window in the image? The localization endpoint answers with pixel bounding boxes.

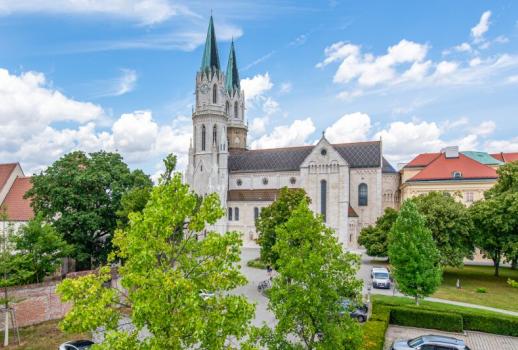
[228,207,233,221]
[234,102,239,119]
[320,180,327,222]
[212,125,217,144]
[201,125,206,151]
[225,101,229,114]
[254,207,259,221]
[359,183,368,206]
[212,84,217,104]
[234,207,239,221]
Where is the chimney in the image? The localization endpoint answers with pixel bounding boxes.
[441,146,459,159]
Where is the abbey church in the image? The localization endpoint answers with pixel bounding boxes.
[186,17,400,248]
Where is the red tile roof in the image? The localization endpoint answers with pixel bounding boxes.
[348,205,359,218]
[409,153,497,181]
[0,177,34,221]
[405,153,440,168]
[490,152,518,163]
[0,163,17,190]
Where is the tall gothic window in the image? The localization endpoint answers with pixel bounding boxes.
[201,125,206,151]
[254,207,259,221]
[234,102,239,119]
[213,125,217,144]
[212,84,217,104]
[228,207,233,221]
[234,207,239,221]
[225,101,229,114]
[320,180,327,222]
[359,183,368,206]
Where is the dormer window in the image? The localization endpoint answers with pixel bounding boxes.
[452,171,462,179]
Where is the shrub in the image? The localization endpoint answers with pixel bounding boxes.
[246,258,268,270]
[463,313,518,337]
[475,287,487,293]
[389,307,463,333]
[361,321,387,350]
[508,278,518,288]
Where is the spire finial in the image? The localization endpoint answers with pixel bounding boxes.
[200,14,220,72]
[225,39,240,94]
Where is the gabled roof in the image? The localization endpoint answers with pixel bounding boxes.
[0,163,17,190]
[348,205,359,218]
[0,177,33,221]
[409,153,497,182]
[404,153,440,168]
[382,158,397,173]
[462,151,503,165]
[200,16,220,73]
[225,40,240,94]
[491,152,518,163]
[228,141,388,173]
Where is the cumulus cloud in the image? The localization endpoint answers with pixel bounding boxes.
[325,113,371,143]
[241,73,273,101]
[250,118,315,149]
[471,11,491,42]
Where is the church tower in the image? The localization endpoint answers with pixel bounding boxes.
[225,40,247,150]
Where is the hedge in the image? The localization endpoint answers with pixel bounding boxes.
[361,303,390,350]
[463,313,518,337]
[389,307,463,333]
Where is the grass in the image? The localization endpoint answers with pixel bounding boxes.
[433,265,518,312]
[246,257,268,270]
[0,319,90,350]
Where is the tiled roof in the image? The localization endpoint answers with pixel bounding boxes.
[228,189,280,201]
[462,151,503,165]
[348,205,359,218]
[405,153,440,168]
[382,158,397,173]
[491,152,518,163]
[409,153,497,182]
[0,177,33,221]
[0,163,17,190]
[229,141,386,173]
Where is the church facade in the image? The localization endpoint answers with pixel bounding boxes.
[186,17,400,248]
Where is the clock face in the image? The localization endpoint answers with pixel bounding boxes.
[200,83,209,94]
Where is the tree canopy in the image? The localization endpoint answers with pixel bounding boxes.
[26,151,152,269]
[388,201,442,304]
[262,201,363,350]
[358,207,398,257]
[57,155,255,349]
[256,187,310,266]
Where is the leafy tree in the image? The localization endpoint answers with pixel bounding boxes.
[263,201,363,350]
[10,213,72,284]
[57,155,255,349]
[116,170,153,229]
[256,187,310,266]
[26,151,151,270]
[388,201,442,305]
[411,192,474,267]
[358,207,398,257]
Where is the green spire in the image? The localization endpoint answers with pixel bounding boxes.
[200,16,221,73]
[225,40,240,94]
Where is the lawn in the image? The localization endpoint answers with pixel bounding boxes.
[0,319,90,350]
[433,265,518,312]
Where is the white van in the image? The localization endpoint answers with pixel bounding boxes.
[371,267,391,289]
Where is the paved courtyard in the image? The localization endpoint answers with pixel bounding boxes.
[385,325,518,350]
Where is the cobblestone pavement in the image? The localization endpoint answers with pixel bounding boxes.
[384,325,518,350]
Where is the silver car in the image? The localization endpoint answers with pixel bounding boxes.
[391,335,471,350]
[58,340,94,350]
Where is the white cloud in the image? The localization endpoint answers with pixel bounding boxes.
[325,113,371,143]
[494,35,509,44]
[471,11,491,42]
[279,82,292,94]
[240,73,273,101]
[469,57,482,67]
[94,68,138,97]
[455,42,472,52]
[484,137,518,153]
[507,75,518,83]
[0,0,187,25]
[470,120,496,136]
[434,61,459,76]
[251,118,315,149]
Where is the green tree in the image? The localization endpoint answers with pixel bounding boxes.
[57,155,255,349]
[411,192,474,267]
[358,207,398,257]
[116,169,153,229]
[263,201,363,350]
[388,201,442,305]
[256,187,310,266]
[26,151,151,269]
[11,213,72,284]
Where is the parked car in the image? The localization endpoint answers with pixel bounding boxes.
[391,335,471,350]
[371,267,391,289]
[59,340,94,350]
[339,299,368,323]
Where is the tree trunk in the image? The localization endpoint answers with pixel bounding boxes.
[494,256,500,277]
[512,257,517,270]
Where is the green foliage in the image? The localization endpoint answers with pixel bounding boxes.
[388,201,442,304]
[26,151,151,269]
[358,207,398,257]
[373,295,518,337]
[264,201,363,350]
[10,213,72,284]
[57,157,256,349]
[411,192,474,267]
[389,307,463,332]
[116,169,153,229]
[360,304,390,350]
[475,287,487,293]
[256,187,310,266]
[246,258,268,270]
[508,279,518,288]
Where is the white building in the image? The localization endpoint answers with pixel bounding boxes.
[186,17,399,248]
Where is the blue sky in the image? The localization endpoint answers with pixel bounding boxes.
[1,1,517,177]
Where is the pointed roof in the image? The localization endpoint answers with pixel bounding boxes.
[225,40,240,93]
[0,176,33,221]
[200,16,220,73]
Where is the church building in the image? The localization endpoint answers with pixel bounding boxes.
[186,17,400,248]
